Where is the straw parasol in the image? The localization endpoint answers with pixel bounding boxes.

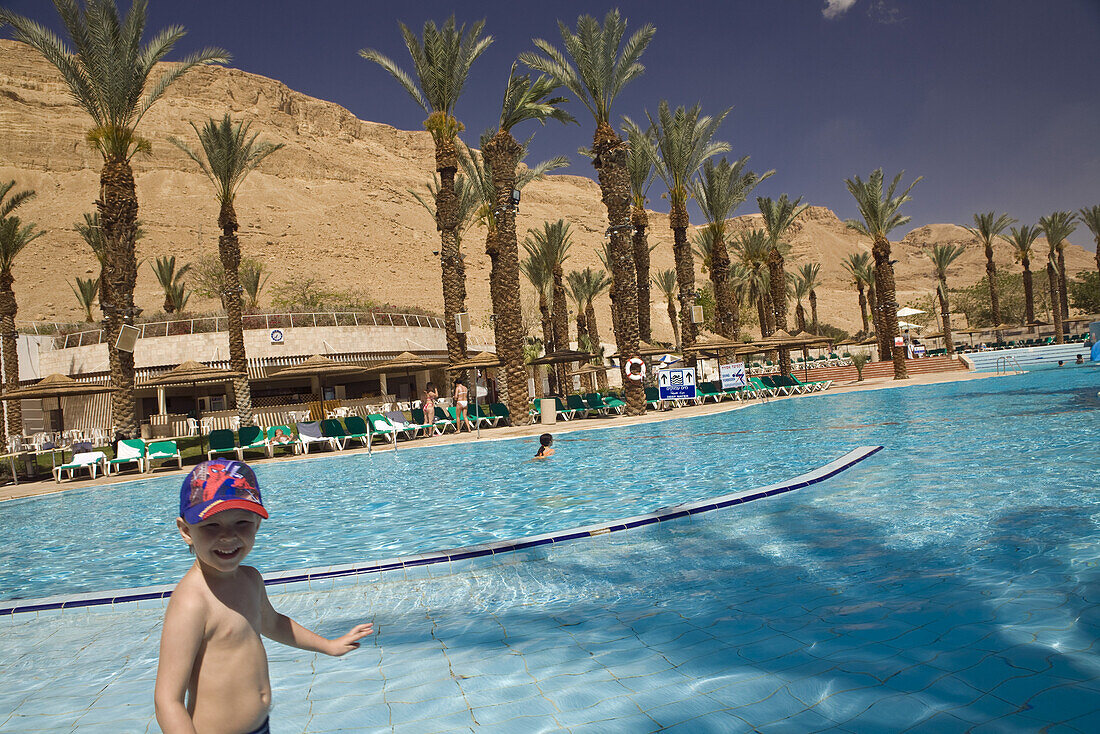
[527,349,594,366]
[270,354,376,417]
[367,351,449,374]
[446,351,502,371]
[609,340,676,359]
[1,373,118,440]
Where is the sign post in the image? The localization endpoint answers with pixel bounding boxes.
[658,367,697,404]
[719,362,747,390]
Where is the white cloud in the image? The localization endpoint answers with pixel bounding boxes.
[822,0,858,19]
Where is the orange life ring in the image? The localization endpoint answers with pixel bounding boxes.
[625,357,646,381]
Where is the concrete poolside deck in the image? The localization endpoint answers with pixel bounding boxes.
[0,368,1011,503]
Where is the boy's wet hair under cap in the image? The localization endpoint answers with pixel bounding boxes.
[180,459,267,524]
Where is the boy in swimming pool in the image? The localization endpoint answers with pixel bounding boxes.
[154,459,373,734]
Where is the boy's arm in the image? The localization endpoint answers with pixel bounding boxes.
[254,569,372,656]
[154,589,205,734]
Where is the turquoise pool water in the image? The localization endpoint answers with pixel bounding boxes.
[2,365,1099,732]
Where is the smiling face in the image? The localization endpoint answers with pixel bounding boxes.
[178,509,261,575]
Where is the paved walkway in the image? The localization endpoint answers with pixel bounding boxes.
[0,369,1010,503]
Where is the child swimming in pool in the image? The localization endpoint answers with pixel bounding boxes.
[154,459,373,734]
[534,433,554,458]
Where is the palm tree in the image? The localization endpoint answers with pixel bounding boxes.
[652,269,680,351]
[170,114,283,427]
[524,219,575,393]
[798,262,822,332]
[0,183,43,437]
[792,271,811,362]
[692,156,773,342]
[71,277,100,322]
[1005,225,1041,325]
[150,255,192,314]
[964,211,1015,326]
[624,122,656,341]
[927,244,965,355]
[1038,212,1076,344]
[565,270,594,393]
[579,267,612,393]
[360,17,493,372]
[519,248,557,394]
[1079,205,1100,276]
[841,252,872,335]
[758,194,808,376]
[632,102,729,364]
[239,259,268,310]
[844,169,922,380]
[733,229,772,336]
[1,1,228,438]
[481,65,574,424]
[521,10,655,416]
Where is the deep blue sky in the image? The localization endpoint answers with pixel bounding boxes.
[5,0,1099,244]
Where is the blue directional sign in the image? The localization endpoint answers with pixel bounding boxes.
[658,367,697,401]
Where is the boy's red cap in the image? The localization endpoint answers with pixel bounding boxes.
[179,459,267,524]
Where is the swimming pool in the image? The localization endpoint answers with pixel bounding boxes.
[2,365,1099,732]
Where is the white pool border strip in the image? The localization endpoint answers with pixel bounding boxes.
[1,445,882,617]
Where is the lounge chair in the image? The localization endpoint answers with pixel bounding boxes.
[566,393,594,418]
[320,419,350,450]
[265,425,299,457]
[468,403,500,428]
[489,402,511,426]
[362,414,401,444]
[644,386,663,410]
[433,407,458,433]
[410,408,440,436]
[551,397,577,421]
[207,429,243,461]
[598,393,626,414]
[145,440,182,472]
[237,426,268,457]
[54,451,106,482]
[295,421,336,454]
[385,411,425,438]
[697,381,725,403]
[334,416,370,447]
[107,439,145,475]
[581,393,610,416]
[748,377,778,398]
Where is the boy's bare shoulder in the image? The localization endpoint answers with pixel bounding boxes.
[166,565,209,615]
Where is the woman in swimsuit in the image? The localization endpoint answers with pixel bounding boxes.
[453,379,473,432]
[422,382,438,431]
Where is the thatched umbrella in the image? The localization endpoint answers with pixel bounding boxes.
[2,374,118,477]
[270,355,374,418]
[610,340,677,359]
[527,349,594,366]
[143,361,246,453]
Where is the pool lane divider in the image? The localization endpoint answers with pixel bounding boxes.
[1,445,883,617]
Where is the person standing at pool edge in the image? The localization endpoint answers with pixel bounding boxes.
[453,378,473,432]
[422,381,438,426]
[155,460,373,734]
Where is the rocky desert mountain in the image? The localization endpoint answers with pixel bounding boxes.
[0,39,1094,343]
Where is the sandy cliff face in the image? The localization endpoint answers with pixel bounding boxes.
[0,40,1092,341]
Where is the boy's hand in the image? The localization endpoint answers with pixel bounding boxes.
[326,623,374,656]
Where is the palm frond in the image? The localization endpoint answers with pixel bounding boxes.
[0,181,36,219]
[963,211,1016,246]
[498,62,576,133]
[844,168,921,240]
[0,216,45,271]
[693,156,774,231]
[1037,211,1077,252]
[757,194,809,248]
[647,101,731,208]
[170,114,283,204]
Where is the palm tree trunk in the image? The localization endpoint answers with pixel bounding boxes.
[938,280,955,356]
[434,146,468,381]
[575,313,593,393]
[872,235,907,379]
[756,296,768,338]
[1048,257,1063,344]
[809,290,818,333]
[762,288,776,335]
[709,230,737,340]
[1022,257,1035,325]
[552,267,569,393]
[99,156,140,438]
[632,205,652,342]
[985,241,1000,326]
[766,248,791,376]
[0,275,21,437]
[1057,247,1069,320]
[867,281,878,329]
[537,291,557,394]
[586,303,608,393]
[856,283,869,334]
[795,302,808,362]
[592,122,643,416]
[668,300,680,352]
[218,201,253,426]
[669,204,696,365]
[483,129,532,425]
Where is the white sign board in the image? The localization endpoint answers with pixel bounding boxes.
[270,328,285,344]
[658,368,697,401]
[719,362,747,390]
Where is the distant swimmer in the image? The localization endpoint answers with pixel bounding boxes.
[1076,354,1084,364]
[534,433,554,459]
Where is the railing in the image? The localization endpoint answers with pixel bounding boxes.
[995,355,1023,374]
[40,311,447,350]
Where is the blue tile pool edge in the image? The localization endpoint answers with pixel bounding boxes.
[0,445,883,617]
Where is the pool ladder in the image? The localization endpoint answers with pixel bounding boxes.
[996,355,1022,374]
